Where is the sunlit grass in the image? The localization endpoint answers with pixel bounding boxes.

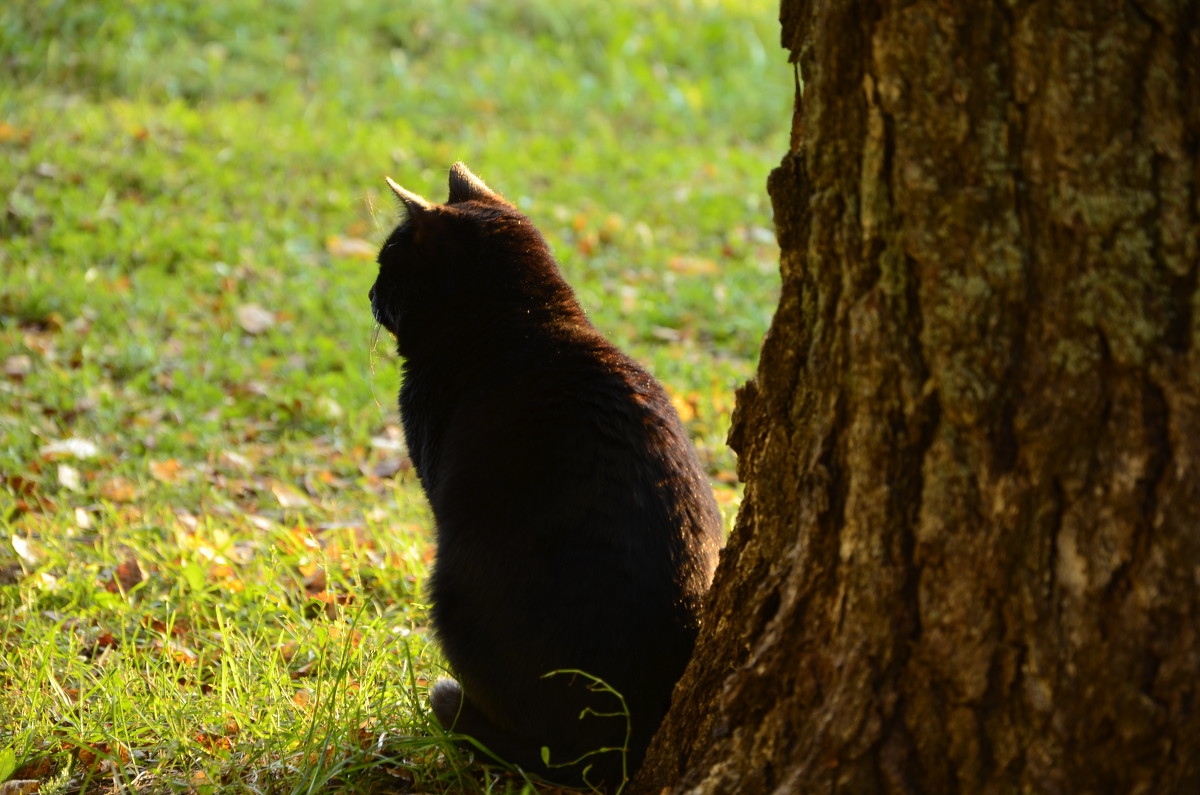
[0,0,788,791]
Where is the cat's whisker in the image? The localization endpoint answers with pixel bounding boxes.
[366,194,381,232]
[368,323,385,410]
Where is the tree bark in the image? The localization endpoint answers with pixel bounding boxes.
[634,0,1200,792]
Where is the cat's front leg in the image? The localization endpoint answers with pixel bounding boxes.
[429,677,537,769]
[428,677,467,729]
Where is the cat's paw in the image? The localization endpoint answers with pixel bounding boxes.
[429,677,464,729]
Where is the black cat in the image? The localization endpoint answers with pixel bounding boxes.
[370,163,722,789]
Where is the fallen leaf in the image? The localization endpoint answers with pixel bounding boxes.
[0,121,32,143]
[10,755,54,781]
[57,464,83,493]
[668,255,719,275]
[651,326,682,342]
[98,477,137,502]
[148,458,183,483]
[5,475,36,497]
[271,482,310,509]
[11,534,38,564]
[325,235,376,260]
[108,557,144,593]
[39,437,100,460]
[236,303,275,335]
[72,741,130,772]
[219,450,253,470]
[369,427,406,452]
[166,639,198,665]
[0,781,40,794]
[669,390,697,424]
[369,457,409,479]
[4,354,32,380]
[192,731,233,753]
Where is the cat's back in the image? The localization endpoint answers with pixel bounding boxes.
[432,318,713,537]
[431,318,719,672]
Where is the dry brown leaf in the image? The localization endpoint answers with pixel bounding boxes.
[10,756,54,780]
[370,457,409,479]
[72,741,130,772]
[108,557,144,593]
[236,303,275,335]
[98,477,137,502]
[0,780,41,794]
[668,255,719,275]
[325,235,377,259]
[0,121,32,143]
[220,450,253,470]
[271,481,311,509]
[192,731,233,753]
[148,458,183,483]
[4,354,32,380]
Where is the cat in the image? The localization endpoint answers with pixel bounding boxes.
[370,162,722,789]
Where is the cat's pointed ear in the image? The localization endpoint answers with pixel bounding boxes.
[385,177,432,218]
[447,162,500,204]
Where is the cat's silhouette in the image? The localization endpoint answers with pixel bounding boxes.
[370,163,722,789]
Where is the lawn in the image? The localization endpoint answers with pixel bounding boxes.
[0,1,789,791]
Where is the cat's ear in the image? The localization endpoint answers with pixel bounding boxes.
[447,162,500,204]
[385,177,432,218]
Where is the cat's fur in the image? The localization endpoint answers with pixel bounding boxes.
[370,163,721,789]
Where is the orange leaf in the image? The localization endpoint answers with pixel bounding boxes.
[99,477,137,502]
[668,256,718,275]
[108,557,144,593]
[0,121,31,143]
[148,458,183,483]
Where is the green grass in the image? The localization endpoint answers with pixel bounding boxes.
[0,1,788,791]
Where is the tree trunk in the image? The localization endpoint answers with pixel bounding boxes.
[634,0,1200,792]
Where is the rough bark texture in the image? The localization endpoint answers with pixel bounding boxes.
[633,1,1200,793]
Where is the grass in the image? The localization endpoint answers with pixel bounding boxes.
[0,1,789,791]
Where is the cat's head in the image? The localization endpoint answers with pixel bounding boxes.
[370,162,579,358]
